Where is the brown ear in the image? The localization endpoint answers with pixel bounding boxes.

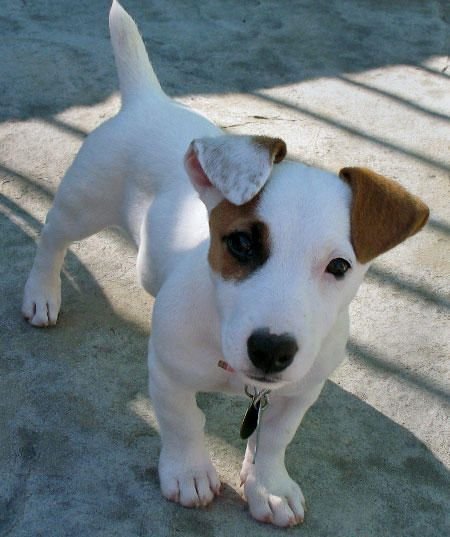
[339,167,429,263]
[253,136,287,164]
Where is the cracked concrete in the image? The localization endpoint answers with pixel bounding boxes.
[0,1,449,536]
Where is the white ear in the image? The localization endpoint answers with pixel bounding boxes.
[184,135,286,211]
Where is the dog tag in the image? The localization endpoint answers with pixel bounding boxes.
[240,398,260,440]
[253,397,268,464]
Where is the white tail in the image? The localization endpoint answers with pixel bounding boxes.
[109,0,165,106]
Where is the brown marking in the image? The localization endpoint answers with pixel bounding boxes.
[253,136,287,164]
[208,196,271,280]
[339,167,430,263]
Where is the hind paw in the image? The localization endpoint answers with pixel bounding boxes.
[22,273,61,327]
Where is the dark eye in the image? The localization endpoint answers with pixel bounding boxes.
[224,231,254,263]
[326,258,351,279]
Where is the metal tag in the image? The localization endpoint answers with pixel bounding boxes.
[240,398,260,439]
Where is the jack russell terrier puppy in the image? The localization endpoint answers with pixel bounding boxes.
[22,1,429,527]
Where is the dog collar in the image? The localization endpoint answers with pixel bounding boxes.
[217,359,235,373]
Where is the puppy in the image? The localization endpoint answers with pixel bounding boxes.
[22,1,429,527]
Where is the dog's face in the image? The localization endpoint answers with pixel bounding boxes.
[185,135,429,388]
[208,163,366,387]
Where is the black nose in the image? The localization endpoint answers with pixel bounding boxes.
[247,329,298,374]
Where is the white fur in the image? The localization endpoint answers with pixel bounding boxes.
[186,135,279,207]
[22,1,382,527]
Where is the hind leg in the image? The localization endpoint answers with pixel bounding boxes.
[22,194,115,326]
[22,212,68,327]
[22,166,121,327]
[22,115,128,326]
[21,106,137,325]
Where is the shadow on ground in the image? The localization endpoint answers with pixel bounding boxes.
[1,0,449,121]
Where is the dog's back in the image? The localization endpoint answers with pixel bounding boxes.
[108,1,220,292]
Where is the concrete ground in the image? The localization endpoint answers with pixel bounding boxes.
[1,0,449,535]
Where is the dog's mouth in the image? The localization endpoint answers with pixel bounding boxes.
[218,360,286,387]
[245,372,282,384]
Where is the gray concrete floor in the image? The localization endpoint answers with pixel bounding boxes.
[1,1,449,536]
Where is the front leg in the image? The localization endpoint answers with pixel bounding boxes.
[148,344,221,508]
[240,384,324,527]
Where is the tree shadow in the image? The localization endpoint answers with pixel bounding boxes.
[1,0,448,121]
[250,90,450,173]
[347,339,450,404]
[428,216,450,236]
[337,75,450,122]
[366,264,450,312]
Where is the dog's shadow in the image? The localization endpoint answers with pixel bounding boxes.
[199,384,449,535]
[1,197,449,537]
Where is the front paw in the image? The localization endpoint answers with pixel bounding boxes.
[159,447,221,508]
[241,462,305,527]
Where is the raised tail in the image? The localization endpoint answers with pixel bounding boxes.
[109,0,165,106]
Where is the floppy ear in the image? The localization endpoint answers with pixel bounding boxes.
[184,135,286,211]
[339,167,429,263]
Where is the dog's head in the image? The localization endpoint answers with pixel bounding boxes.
[185,135,429,388]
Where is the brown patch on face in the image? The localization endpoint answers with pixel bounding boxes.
[339,167,429,263]
[253,136,287,164]
[208,196,271,280]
